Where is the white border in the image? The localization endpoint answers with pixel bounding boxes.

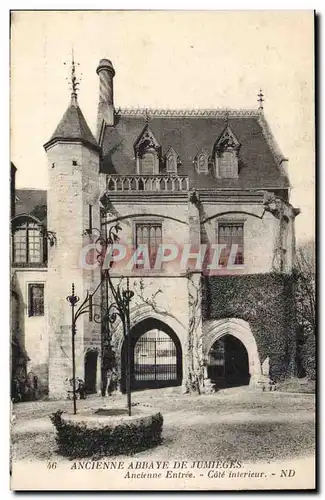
[2,4,321,499]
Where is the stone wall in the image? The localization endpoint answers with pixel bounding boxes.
[46,142,101,398]
[13,268,48,393]
[201,201,279,274]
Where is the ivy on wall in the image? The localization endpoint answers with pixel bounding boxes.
[202,273,297,381]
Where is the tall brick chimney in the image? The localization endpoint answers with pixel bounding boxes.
[96,58,115,136]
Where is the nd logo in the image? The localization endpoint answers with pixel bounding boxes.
[280,469,296,478]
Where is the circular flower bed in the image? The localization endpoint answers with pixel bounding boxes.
[50,406,163,458]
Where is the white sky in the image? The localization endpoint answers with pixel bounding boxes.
[10,10,315,244]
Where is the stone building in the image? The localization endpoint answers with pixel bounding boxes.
[11,58,300,398]
[10,162,48,394]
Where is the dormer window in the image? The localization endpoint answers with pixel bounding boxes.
[218,150,237,178]
[140,150,157,174]
[214,124,241,178]
[195,149,209,174]
[134,125,161,175]
[165,147,179,175]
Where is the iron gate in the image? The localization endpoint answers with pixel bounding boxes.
[133,332,178,388]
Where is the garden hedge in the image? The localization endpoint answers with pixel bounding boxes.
[50,409,163,458]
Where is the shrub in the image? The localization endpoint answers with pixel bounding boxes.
[50,410,163,458]
[276,377,315,394]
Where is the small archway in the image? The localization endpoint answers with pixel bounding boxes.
[204,318,261,388]
[208,335,250,388]
[121,318,182,392]
[84,350,98,394]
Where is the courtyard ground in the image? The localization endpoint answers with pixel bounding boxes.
[11,388,315,464]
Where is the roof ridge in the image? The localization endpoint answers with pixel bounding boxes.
[114,107,260,118]
[256,114,287,166]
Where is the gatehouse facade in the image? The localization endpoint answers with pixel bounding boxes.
[11,57,300,398]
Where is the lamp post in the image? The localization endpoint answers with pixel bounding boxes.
[66,283,80,415]
[66,223,134,416]
[122,279,134,415]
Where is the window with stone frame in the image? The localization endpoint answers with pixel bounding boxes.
[135,222,162,269]
[28,283,44,317]
[12,218,44,265]
[217,221,244,266]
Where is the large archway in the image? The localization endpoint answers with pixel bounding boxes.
[121,318,183,392]
[204,318,261,388]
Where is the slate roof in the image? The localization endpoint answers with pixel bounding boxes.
[15,189,47,225]
[44,97,99,152]
[100,109,290,190]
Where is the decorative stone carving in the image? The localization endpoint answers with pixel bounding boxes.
[188,188,200,205]
[194,149,209,174]
[165,146,180,175]
[215,124,241,154]
[134,125,161,154]
[203,378,215,394]
[134,125,161,174]
[115,107,260,118]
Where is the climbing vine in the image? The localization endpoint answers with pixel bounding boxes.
[186,273,205,394]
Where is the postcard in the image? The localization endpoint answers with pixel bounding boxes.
[10,10,315,491]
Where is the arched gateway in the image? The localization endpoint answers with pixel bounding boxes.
[204,318,261,388]
[121,318,183,392]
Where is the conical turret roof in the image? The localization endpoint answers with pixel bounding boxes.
[44,95,100,152]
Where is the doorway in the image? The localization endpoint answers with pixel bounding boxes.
[84,350,98,394]
[207,334,250,388]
